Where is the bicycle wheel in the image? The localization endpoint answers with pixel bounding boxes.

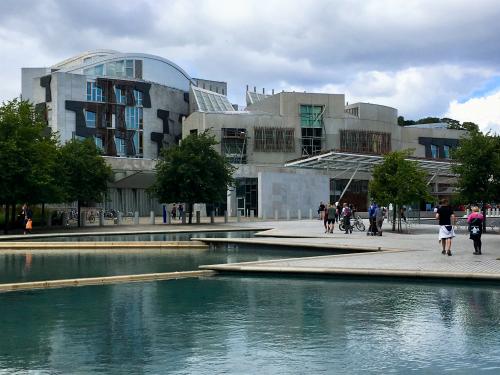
[339,222,345,231]
[355,221,365,231]
[88,215,95,223]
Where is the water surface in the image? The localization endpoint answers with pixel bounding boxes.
[0,246,332,283]
[0,277,499,374]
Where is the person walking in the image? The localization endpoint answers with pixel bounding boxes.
[335,202,341,223]
[327,203,336,233]
[318,201,326,220]
[178,204,184,220]
[368,202,378,236]
[342,203,352,234]
[22,204,33,234]
[323,204,329,233]
[436,199,456,256]
[171,203,177,220]
[467,206,484,255]
[375,205,385,236]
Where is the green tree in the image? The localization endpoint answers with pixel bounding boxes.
[369,150,432,232]
[0,99,61,233]
[416,116,441,124]
[452,131,500,230]
[151,130,235,223]
[59,138,114,227]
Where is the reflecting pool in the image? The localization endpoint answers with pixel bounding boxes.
[13,230,256,242]
[0,246,334,283]
[0,277,499,374]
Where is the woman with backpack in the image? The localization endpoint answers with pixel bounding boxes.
[467,206,484,255]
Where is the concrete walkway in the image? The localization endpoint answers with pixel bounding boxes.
[198,219,500,281]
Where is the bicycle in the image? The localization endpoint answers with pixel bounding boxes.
[339,215,365,232]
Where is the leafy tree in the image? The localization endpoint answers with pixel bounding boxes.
[460,121,480,132]
[452,132,500,230]
[59,138,114,227]
[369,150,432,231]
[416,117,441,124]
[151,130,235,223]
[0,99,61,232]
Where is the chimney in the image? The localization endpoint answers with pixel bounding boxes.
[254,86,256,93]
[272,89,275,95]
[246,84,249,91]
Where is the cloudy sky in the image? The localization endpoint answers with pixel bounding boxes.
[1,0,500,131]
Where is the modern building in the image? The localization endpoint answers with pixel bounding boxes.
[21,50,226,214]
[21,51,466,217]
[183,89,466,217]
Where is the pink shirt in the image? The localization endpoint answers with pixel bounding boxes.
[467,212,484,223]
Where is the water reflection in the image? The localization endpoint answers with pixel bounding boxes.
[0,247,334,284]
[0,278,499,373]
[16,230,257,242]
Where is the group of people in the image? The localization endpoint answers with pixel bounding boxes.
[318,201,355,234]
[367,202,386,236]
[170,203,184,220]
[436,198,484,256]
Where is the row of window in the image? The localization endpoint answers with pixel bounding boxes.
[84,107,143,130]
[86,82,143,105]
[93,133,143,157]
[83,59,138,79]
[430,144,451,159]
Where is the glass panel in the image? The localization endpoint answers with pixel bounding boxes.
[125,60,134,77]
[85,111,96,128]
[443,145,450,159]
[431,144,438,158]
[94,137,103,151]
[300,105,323,128]
[134,90,143,106]
[86,82,105,102]
[114,137,126,156]
[114,88,126,104]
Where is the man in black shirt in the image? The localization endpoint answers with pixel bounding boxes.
[436,199,455,256]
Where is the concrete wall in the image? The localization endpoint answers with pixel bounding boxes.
[258,169,330,219]
[52,72,86,141]
[146,83,188,159]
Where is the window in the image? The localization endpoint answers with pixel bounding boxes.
[114,137,127,156]
[115,87,126,104]
[340,130,391,154]
[83,64,104,76]
[431,144,438,158]
[86,82,105,102]
[221,128,247,164]
[254,127,295,152]
[125,107,142,129]
[94,137,103,151]
[301,127,322,156]
[85,110,96,128]
[125,60,134,77]
[133,90,143,106]
[443,145,450,159]
[300,105,324,128]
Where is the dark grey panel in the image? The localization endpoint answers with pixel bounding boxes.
[418,137,459,158]
[40,75,52,102]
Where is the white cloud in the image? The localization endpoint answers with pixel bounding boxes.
[446,91,500,133]
[310,65,494,119]
[1,0,500,125]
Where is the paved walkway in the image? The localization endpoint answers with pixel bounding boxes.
[198,219,500,281]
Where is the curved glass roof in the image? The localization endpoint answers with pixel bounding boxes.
[52,50,195,91]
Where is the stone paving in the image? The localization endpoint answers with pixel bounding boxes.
[197,219,500,280]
